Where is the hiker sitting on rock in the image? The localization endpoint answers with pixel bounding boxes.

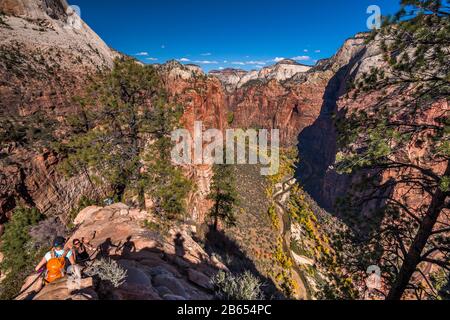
[35,236,77,284]
[71,238,96,265]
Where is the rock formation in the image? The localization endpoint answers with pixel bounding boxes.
[0,0,117,224]
[17,203,227,300]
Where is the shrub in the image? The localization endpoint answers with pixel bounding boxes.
[85,258,127,288]
[0,207,44,300]
[211,271,264,300]
[29,216,67,248]
[226,112,235,125]
[268,206,280,230]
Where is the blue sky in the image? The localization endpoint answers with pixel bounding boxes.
[70,0,401,72]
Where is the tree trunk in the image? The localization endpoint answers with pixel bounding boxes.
[213,216,219,231]
[386,163,450,300]
[114,183,126,202]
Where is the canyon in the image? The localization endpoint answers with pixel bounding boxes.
[0,0,448,300]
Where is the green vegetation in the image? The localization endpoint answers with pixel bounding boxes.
[211,271,264,300]
[58,58,191,219]
[0,114,57,151]
[273,237,297,298]
[208,164,238,230]
[226,112,235,125]
[430,269,450,300]
[0,207,44,300]
[267,205,280,230]
[335,0,450,300]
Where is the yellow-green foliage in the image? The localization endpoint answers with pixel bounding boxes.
[275,237,292,269]
[268,206,280,230]
[266,148,297,189]
[271,237,297,298]
[288,185,332,260]
[276,270,297,298]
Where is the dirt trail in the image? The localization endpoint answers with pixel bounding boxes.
[273,178,311,300]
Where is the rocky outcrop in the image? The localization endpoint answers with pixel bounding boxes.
[296,33,370,210]
[0,0,116,117]
[0,0,117,223]
[0,149,101,222]
[209,68,248,92]
[210,59,311,91]
[0,0,69,20]
[17,203,227,300]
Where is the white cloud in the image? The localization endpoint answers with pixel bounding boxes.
[231,61,266,66]
[194,60,219,64]
[292,55,311,61]
[246,60,266,65]
[146,57,158,61]
[303,49,309,53]
[179,58,191,62]
[273,57,285,62]
[223,60,228,63]
[314,50,321,53]
[135,52,149,56]
[201,53,212,56]
[218,67,224,70]
[161,45,166,49]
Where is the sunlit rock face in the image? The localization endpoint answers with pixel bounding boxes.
[0,0,68,20]
[0,2,371,225]
[16,203,226,300]
[209,59,312,92]
[0,0,117,222]
[2,0,435,241]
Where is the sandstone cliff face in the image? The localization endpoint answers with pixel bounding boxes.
[0,0,117,225]
[210,59,312,92]
[296,34,371,210]
[0,0,116,116]
[0,7,372,228]
[152,34,371,222]
[0,0,68,20]
[17,203,226,300]
[0,0,420,236]
[209,68,248,92]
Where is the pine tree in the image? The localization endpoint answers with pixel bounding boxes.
[208,164,238,231]
[336,0,449,300]
[59,57,191,217]
[0,207,43,299]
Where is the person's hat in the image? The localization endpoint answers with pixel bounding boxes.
[53,236,66,248]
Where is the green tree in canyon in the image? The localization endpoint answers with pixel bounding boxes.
[0,208,43,299]
[336,0,449,299]
[60,58,190,218]
[208,164,238,231]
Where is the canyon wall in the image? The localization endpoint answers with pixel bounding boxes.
[0,0,373,226]
[0,0,117,224]
[2,0,436,234]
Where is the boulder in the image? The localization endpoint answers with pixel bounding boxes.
[163,294,187,301]
[188,268,213,290]
[153,274,187,298]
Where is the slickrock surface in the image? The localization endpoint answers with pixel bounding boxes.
[17,203,227,300]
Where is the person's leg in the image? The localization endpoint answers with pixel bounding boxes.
[67,265,82,290]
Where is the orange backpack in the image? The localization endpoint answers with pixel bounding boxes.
[45,249,67,284]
